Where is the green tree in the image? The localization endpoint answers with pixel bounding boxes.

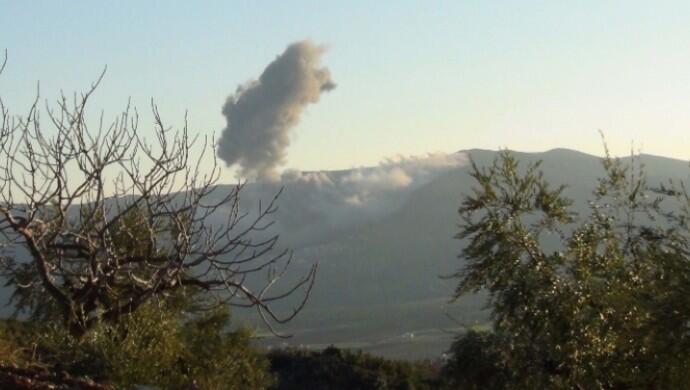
[449,149,690,388]
[268,346,440,390]
[441,330,510,390]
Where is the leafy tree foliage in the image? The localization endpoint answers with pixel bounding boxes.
[0,319,28,367]
[22,300,272,389]
[450,149,690,388]
[268,346,440,390]
[441,329,510,390]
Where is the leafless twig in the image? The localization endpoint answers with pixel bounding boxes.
[0,66,315,337]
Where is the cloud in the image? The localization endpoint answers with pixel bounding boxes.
[217,40,335,180]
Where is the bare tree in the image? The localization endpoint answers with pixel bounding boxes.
[0,58,316,337]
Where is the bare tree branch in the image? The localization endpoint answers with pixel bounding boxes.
[0,65,315,337]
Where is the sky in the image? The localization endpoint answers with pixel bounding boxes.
[1,1,689,178]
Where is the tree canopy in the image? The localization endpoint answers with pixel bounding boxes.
[451,149,690,388]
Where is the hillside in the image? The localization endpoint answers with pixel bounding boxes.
[1,149,687,360]
[239,148,689,359]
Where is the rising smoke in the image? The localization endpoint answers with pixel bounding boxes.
[214,40,468,245]
[234,152,469,246]
[217,40,335,180]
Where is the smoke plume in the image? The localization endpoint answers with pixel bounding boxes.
[230,152,469,246]
[217,40,335,180]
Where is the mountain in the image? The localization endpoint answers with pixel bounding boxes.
[1,149,687,360]
[237,148,689,359]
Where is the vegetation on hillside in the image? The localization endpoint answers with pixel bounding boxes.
[268,346,440,390]
[0,299,271,389]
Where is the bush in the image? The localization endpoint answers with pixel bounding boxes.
[29,302,272,389]
[268,346,440,390]
[441,330,510,390]
[0,319,31,366]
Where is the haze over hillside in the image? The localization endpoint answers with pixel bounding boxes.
[0,148,686,359]
[225,148,689,359]
[3,38,686,361]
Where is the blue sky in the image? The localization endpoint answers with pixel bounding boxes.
[1,1,689,175]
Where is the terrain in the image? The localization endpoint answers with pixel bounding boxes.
[1,148,687,360]
[234,148,690,359]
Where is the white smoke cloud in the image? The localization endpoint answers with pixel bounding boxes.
[206,152,467,247]
[217,40,335,180]
[261,152,469,245]
[281,152,467,205]
[212,41,467,244]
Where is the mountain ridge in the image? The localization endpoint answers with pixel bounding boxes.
[245,148,689,359]
[0,149,687,360]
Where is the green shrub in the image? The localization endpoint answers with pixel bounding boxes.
[268,346,440,390]
[31,302,271,389]
[0,319,31,366]
[441,330,510,390]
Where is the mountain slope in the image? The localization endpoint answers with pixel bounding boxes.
[246,149,689,359]
[1,149,687,360]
